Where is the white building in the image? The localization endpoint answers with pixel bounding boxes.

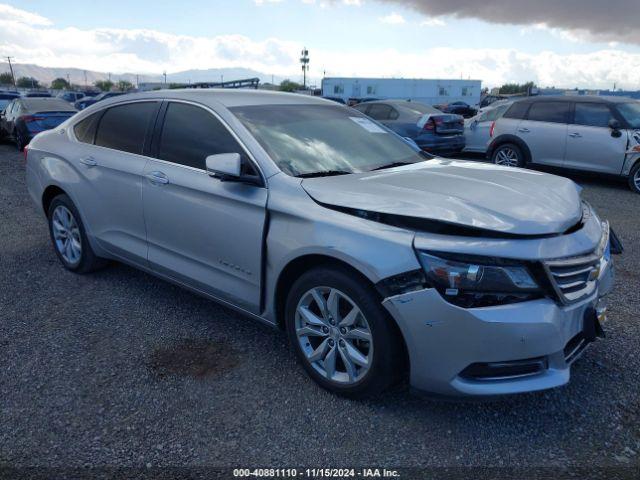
[322,77,482,105]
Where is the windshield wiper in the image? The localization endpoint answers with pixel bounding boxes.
[295,170,352,178]
[370,161,413,171]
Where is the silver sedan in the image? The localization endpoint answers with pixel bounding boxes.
[25,89,615,398]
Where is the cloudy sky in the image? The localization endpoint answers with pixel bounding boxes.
[1,0,640,88]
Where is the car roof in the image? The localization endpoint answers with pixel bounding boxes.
[512,95,636,105]
[94,88,335,109]
[20,98,78,112]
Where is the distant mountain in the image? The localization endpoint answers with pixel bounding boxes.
[0,62,298,87]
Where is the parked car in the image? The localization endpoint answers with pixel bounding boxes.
[488,96,640,194]
[434,101,477,118]
[0,97,77,150]
[22,91,52,98]
[463,102,512,153]
[74,91,125,110]
[353,99,465,155]
[0,92,20,113]
[26,90,616,398]
[57,91,86,103]
[479,94,507,109]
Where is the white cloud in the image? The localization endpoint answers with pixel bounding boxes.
[379,13,405,24]
[420,18,446,27]
[0,3,51,26]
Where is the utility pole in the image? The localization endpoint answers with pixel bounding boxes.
[6,56,16,89]
[300,47,309,90]
[66,73,70,89]
[136,74,139,88]
[163,71,167,86]
[83,70,87,88]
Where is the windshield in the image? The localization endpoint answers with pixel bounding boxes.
[617,102,640,129]
[230,104,426,176]
[0,99,10,111]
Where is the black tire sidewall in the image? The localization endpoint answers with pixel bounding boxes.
[14,129,24,152]
[492,143,525,167]
[629,162,640,194]
[47,194,99,273]
[285,267,401,398]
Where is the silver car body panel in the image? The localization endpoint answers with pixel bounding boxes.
[26,89,615,396]
[301,159,583,236]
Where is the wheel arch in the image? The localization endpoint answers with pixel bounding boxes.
[273,253,410,373]
[42,184,68,215]
[488,134,532,164]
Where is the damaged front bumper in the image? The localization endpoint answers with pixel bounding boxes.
[382,255,615,397]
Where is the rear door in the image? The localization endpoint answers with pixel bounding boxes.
[517,101,570,166]
[71,101,160,264]
[564,102,627,174]
[142,101,267,313]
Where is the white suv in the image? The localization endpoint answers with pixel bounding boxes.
[488,96,640,193]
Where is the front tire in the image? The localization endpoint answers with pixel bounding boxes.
[47,194,107,273]
[629,161,640,194]
[285,267,403,398]
[492,143,525,168]
[14,129,25,152]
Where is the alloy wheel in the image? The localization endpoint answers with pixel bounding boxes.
[51,205,82,265]
[295,287,373,385]
[495,147,519,167]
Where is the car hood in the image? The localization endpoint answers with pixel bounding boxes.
[301,159,583,236]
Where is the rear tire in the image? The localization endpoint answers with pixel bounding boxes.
[47,194,107,273]
[629,161,640,194]
[14,129,25,152]
[492,143,525,168]
[285,266,403,399]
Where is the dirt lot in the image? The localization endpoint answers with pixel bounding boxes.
[0,143,638,474]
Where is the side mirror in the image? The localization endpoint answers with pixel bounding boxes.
[609,119,622,138]
[206,153,241,179]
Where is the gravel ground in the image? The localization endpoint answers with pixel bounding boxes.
[0,144,638,473]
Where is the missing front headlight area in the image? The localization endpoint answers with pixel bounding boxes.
[415,251,544,308]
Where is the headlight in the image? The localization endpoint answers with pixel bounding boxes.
[417,251,542,308]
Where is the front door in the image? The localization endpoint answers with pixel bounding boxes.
[143,101,267,313]
[564,102,627,174]
[517,101,570,167]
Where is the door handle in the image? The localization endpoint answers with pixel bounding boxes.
[569,132,582,138]
[79,156,97,167]
[518,128,530,133]
[146,171,169,185]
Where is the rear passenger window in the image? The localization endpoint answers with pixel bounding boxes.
[503,102,529,120]
[157,102,250,171]
[367,104,393,121]
[573,103,614,128]
[95,102,157,154]
[73,112,101,144]
[527,102,570,124]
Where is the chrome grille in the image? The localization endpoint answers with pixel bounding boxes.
[544,223,609,305]
[545,254,600,304]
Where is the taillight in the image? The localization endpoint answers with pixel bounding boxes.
[423,119,436,131]
[489,121,496,138]
[23,144,29,163]
[20,115,45,123]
